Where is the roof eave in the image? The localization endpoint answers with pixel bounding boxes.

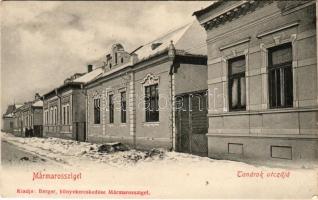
[192,1,223,17]
[43,82,82,98]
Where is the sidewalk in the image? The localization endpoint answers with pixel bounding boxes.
[1,132,318,198]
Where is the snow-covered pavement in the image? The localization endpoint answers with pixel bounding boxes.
[1,132,318,198]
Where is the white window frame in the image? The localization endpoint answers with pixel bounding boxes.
[62,104,70,125]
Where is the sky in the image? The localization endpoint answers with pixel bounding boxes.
[1,1,211,114]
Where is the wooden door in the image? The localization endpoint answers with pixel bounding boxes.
[176,91,208,156]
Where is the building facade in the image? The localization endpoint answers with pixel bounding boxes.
[85,21,208,154]
[194,0,318,161]
[42,67,103,141]
[13,94,43,137]
[2,104,20,133]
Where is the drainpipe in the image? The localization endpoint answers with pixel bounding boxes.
[168,40,176,151]
[55,88,62,135]
[80,83,88,142]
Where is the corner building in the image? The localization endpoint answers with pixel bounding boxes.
[194,1,318,161]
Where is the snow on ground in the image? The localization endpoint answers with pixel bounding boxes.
[1,132,318,198]
[1,132,172,168]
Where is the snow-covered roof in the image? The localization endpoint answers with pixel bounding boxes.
[133,20,207,63]
[3,113,14,118]
[192,1,220,17]
[133,24,190,61]
[73,67,104,84]
[32,100,43,107]
[15,104,23,109]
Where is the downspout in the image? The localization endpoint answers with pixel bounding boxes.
[168,41,177,151]
[55,88,62,136]
[80,83,88,142]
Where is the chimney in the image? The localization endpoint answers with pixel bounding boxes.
[35,93,40,100]
[87,64,93,73]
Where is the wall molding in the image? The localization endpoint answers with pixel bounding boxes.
[219,37,251,51]
[206,132,318,139]
[256,21,299,39]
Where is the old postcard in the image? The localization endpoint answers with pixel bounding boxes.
[1,0,318,199]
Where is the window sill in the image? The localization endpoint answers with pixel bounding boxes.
[142,122,160,127]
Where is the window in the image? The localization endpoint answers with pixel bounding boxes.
[50,108,53,124]
[115,52,118,65]
[10,122,13,129]
[45,110,49,125]
[66,105,70,125]
[94,99,100,124]
[63,106,66,125]
[62,104,70,125]
[109,95,114,123]
[54,106,57,125]
[228,56,246,111]
[46,111,49,125]
[268,43,293,108]
[121,92,127,123]
[121,57,124,63]
[145,84,159,122]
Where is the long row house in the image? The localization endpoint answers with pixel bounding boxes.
[2,0,318,162]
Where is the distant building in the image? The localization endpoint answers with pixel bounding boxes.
[194,1,318,161]
[42,67,103,141]
[2,104,21,133]
[85,21,208,155]
[13,93,43,137]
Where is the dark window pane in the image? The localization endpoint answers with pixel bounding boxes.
[269,69,276,107]
[268,43,293,108]
[284,67,293,107]
[121,92,126,123]
[145,84,159,122]
[94,99,101,124]
[109,95,114,123]
[276,69,281,107]
[240,77,246,107]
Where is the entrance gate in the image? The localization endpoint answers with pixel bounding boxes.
[175,90,208,156]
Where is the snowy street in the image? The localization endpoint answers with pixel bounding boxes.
[1,140,52,167]
[1,132,318,198]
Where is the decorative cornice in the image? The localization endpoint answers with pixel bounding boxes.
[141,73,160,87]
[202,0,273,31]
[91,90,102,99]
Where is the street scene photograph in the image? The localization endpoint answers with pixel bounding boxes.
[1,0,318,199]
